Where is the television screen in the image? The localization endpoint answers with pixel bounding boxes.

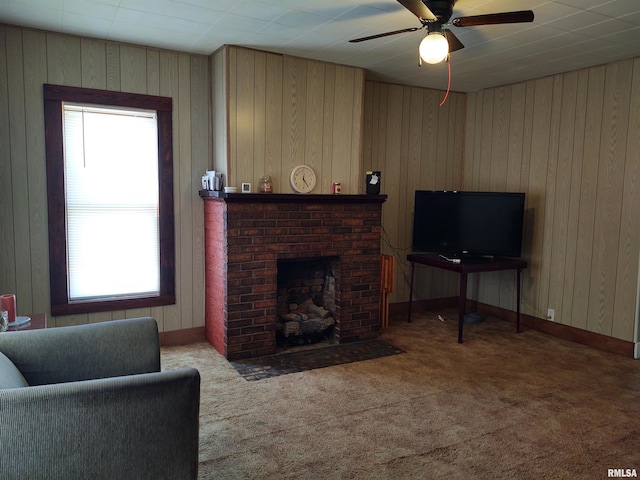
[412,191,525,259]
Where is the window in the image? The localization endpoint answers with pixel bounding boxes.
[44,84,175,315]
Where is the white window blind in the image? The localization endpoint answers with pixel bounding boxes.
[63,103,160,301]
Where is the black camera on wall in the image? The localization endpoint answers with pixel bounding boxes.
[366,171,381,195]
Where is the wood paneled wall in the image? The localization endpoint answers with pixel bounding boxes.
[364,58,640,344]
[362,81,467,305]
[214,46,364,194]
[0,25,209,331]
[465,58,640,342]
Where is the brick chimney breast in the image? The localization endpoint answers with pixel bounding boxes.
[201,192,387,360]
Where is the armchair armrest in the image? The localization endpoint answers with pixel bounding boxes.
[0,367,200,480]
[0,317,160,385]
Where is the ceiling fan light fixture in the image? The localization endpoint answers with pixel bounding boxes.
[419,32,449,64]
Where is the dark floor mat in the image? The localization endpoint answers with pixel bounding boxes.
[230,339,404,381]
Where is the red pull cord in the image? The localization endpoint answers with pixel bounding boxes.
[440,59,451,107]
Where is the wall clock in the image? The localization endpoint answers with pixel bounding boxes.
[290,165,316,193]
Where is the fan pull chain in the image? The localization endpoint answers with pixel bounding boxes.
[440,59,451,107]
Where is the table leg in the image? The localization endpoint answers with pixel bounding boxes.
[516,268,522,333]
[458,272,468,343]
[407,262,415,323]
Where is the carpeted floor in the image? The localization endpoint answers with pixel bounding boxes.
[230,339,404,380]
[161,309,640,480]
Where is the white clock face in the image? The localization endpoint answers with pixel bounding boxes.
[290,165,316,193]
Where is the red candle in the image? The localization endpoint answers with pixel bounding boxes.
[1,294,16,323]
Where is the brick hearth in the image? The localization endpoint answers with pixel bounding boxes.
[201,192,387,360]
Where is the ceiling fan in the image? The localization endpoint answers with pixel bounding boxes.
[349,0,534,64]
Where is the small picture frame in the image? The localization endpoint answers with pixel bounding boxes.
[241,183,251,193]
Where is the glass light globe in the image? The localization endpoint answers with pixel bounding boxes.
[419,33,449,64]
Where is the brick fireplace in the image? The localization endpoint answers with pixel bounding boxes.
[200,192,387,360]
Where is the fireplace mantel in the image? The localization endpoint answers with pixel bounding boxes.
[199,191,387,204]
[201,191,387,360]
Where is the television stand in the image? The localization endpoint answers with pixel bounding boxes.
[407,253,528,343]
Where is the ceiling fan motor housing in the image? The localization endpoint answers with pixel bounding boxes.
[424,0,456,23]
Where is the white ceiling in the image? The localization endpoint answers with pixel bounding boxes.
[1,0,640,92]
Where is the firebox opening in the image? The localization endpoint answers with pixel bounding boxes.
[276,256,340,349]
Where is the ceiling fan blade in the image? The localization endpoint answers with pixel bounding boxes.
[349,27,419,43]
[451,10,534,27]
[444,30,464,52]
[397,0,437,22]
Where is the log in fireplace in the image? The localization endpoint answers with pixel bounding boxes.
[200,192,387,360]
[277,256,338,347]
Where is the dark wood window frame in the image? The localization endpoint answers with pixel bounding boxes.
[44,84,175,316]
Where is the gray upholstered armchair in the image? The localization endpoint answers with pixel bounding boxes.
[0,317,200,480]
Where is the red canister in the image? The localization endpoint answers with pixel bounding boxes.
[333,182,341,194]
[1,294,16,323]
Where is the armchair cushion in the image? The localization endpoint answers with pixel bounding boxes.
[0,352,28,389]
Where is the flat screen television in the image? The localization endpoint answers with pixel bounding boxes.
[412,191,525,259]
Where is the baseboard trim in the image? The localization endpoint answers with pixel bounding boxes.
[159,326,205,346]
[161,302,634,357]
[390,298,634,357]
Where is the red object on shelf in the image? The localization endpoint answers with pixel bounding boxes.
[1,294,17,323]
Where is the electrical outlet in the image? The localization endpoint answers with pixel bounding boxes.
[547,308,555,322]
